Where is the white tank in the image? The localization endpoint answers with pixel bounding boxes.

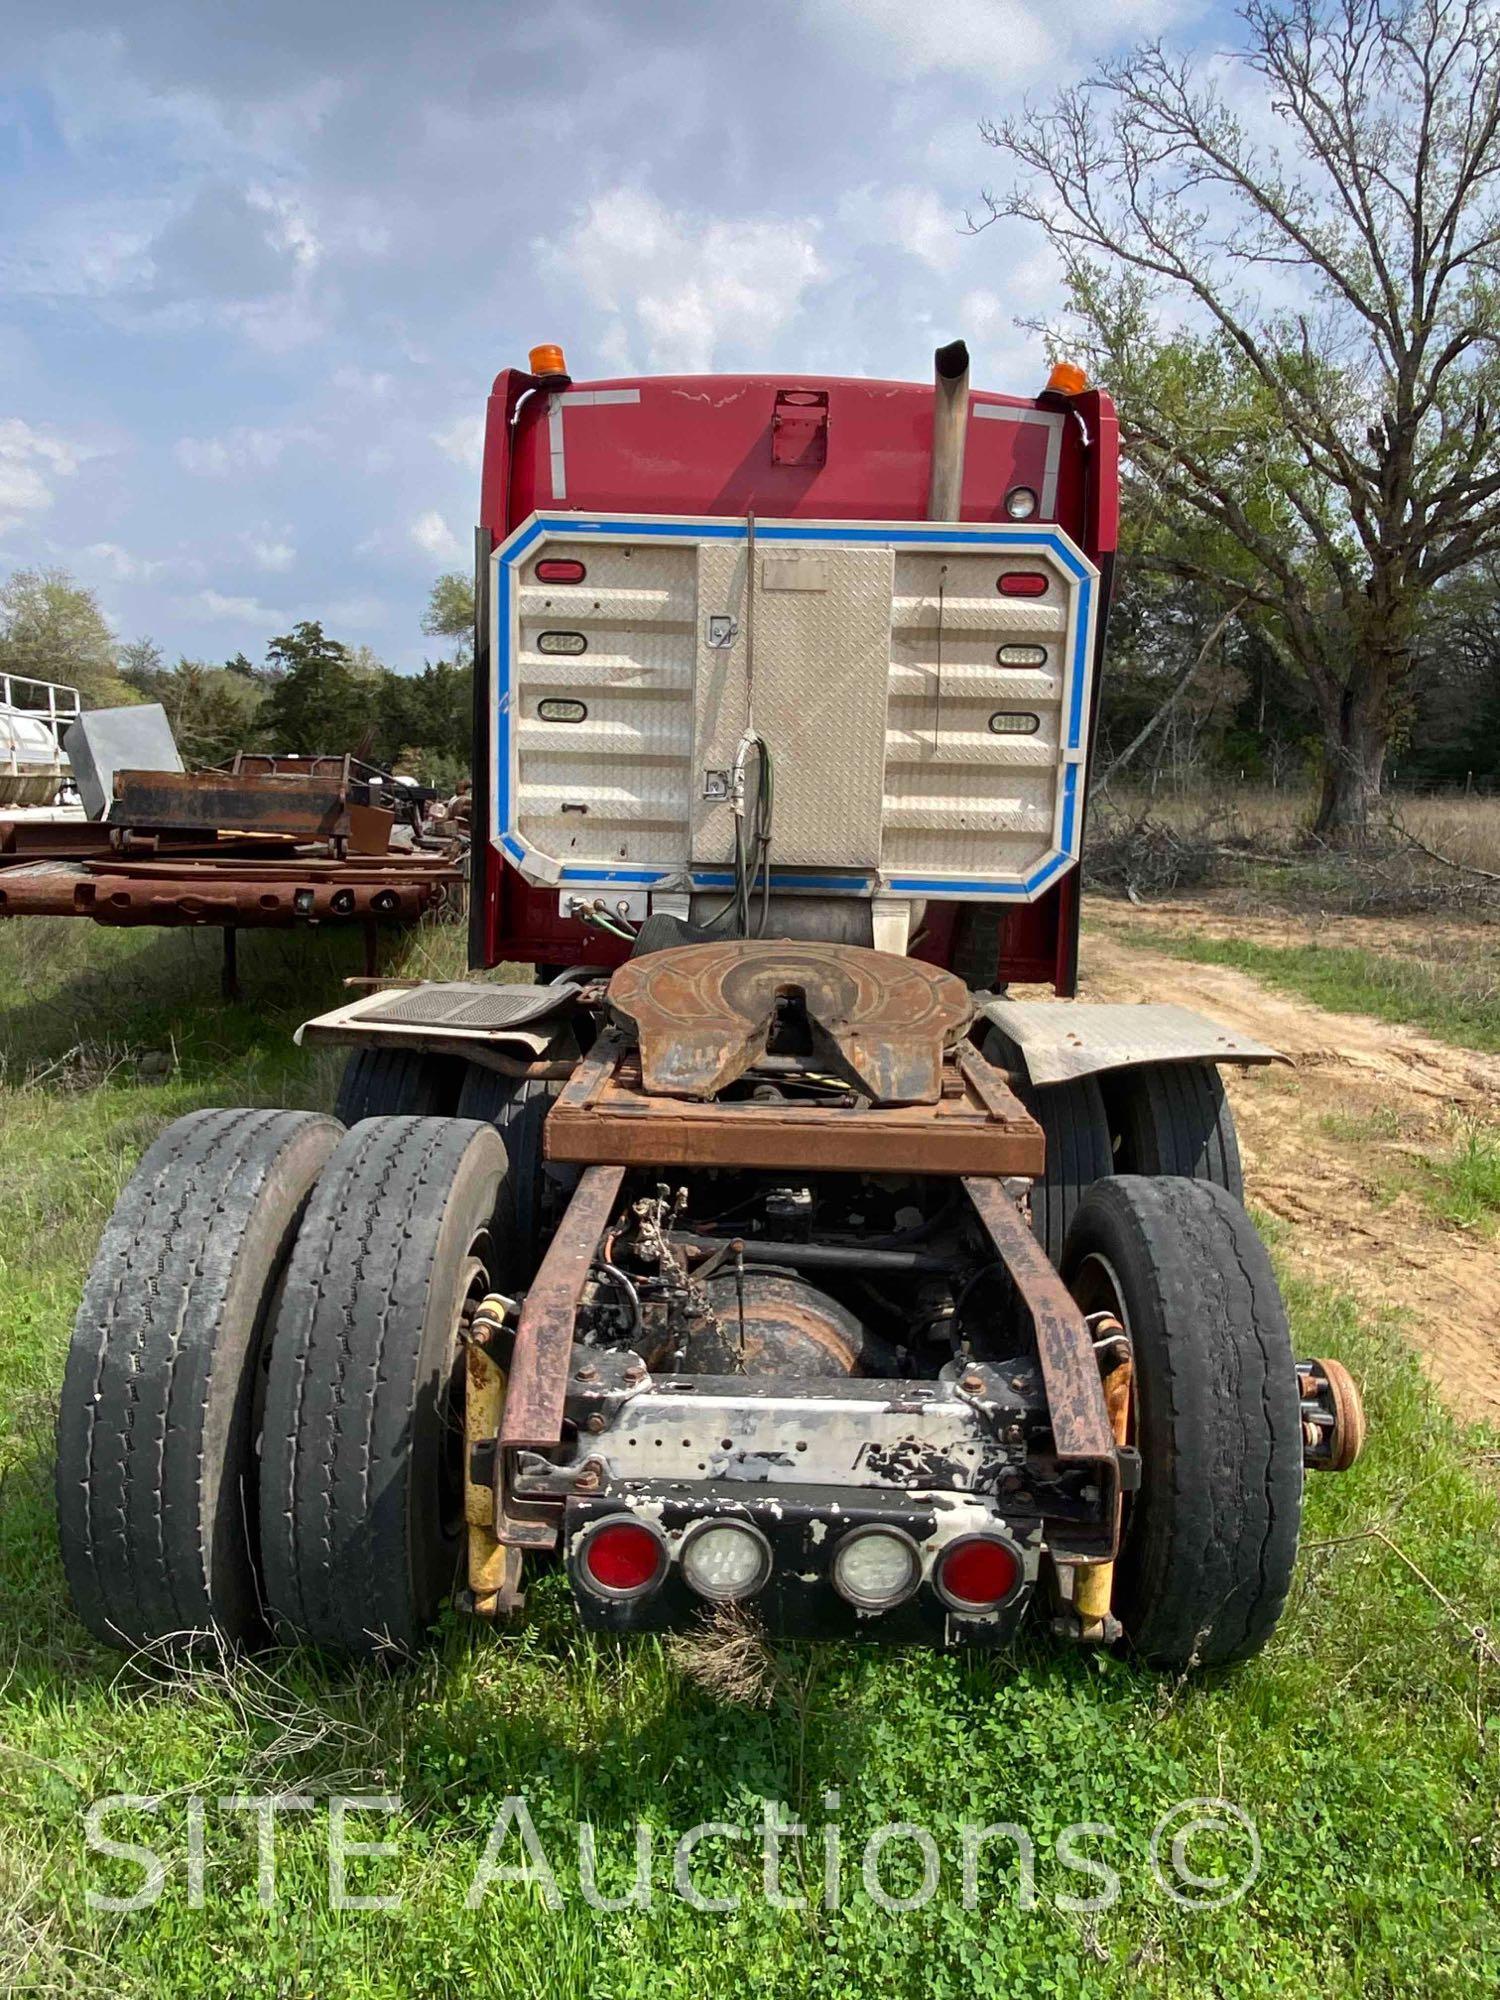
[0,677,78,808]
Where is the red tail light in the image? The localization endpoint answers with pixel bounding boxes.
[536,558,586,584]
[933,1533,1021,1612]
[998,572,1048,597]
[576,1517,667,1598]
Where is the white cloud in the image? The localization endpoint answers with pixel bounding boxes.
[841,185,964,272]
[325,594,388,627]
[333,365,395,399]
[173,425,314,476]
[816,0,1052,78]
[433,413,484,470]
[545,189,824,372]
[411,509,464,563]
[85,541,169,582]
[809,0,1198,82]
[182,587,284,624]
[0,419,94,532]
[240,527,296,571]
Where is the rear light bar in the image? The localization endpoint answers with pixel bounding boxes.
[573,1515,668,1599]
[679,1520,772,1602]
[831,1525,922,1611]
[932,1532,1023,1613]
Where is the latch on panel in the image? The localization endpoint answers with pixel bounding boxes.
[770,388,829,467]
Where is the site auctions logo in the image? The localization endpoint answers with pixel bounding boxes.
[82,1791,1263,1915]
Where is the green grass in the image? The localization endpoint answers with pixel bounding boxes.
[1102,925,1500,1053]
[1414,1128,1500,1232]
[3,919,1500,1995]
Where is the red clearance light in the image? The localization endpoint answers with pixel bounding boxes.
[998,572,1048,597]
[577,1517,667,1598]
[933,1534,1021,1612]
[536,558,586,584]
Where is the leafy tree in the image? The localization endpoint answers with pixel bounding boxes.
[119,636,164,686]
[257,622,369,755]
[423,572,475,662]
[981,0,1500,840]
[0,567,135,708]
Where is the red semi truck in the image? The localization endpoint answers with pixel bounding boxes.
[56,342,1363,1668]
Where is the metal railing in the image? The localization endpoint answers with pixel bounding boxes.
[0,673,81,778]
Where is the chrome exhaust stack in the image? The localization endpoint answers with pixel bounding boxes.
[926,338,971,521]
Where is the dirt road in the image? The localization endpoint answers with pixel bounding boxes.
[1079,901,1500,1424]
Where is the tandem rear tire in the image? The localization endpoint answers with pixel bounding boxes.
[983,1029,1114,1268]
[333,1046,467,1123]
[1104,1061,1244,1200]
[258,1116,508,1656]
[1062,1174,1303,1670]
[55,1108,343,1652]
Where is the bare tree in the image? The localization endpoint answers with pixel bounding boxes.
[979,0,1500,840]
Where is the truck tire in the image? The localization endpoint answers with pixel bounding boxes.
[983,1030,1113,1268]
[56,1108,342,1652]
[1061,1175,1302,1669]
[1105,1061,1243,1200]
[258,1116,507,1655]
[454,1066,557,1282]
[333,1047,465,1124]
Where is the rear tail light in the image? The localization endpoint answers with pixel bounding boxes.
[535,558,585,584]
[679,1521,771,1602]
[933,1533,1022,1612]
[574,1516,668,1599]
[998,572,1048,597]
[831,1526,922,1611]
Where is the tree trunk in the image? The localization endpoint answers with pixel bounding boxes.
[1313,690,1387,844]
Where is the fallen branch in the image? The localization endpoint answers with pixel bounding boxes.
[1307,1525,1500,1670]
[1388,811,1500,885]
[1097,598,1245,792]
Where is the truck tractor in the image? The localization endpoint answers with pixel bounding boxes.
[56,341,1365,1669]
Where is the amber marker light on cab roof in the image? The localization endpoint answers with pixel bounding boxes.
[528,343,569,379]
[1045,360,1089,396]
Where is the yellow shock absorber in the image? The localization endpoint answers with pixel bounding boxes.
[1072,1322,1133,1629]
[464,1293,523,1618]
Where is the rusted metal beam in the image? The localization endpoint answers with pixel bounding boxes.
[545,1030,1044,1177]
[500,1164,625,1452]
[960,1175,1117,1472]
[109,766,348,837]
[0,856,456,925]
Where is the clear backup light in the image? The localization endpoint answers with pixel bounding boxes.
[574,1516,668,1600]
[680,1521,772,1602]
[830,1526,922,1611]
[1005,485,1038,520]
[933,1533,1022,1613]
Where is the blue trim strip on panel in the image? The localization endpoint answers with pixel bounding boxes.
[492,513,1097,899]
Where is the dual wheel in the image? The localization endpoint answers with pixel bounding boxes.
[984,1030,1243,1266]
[56,1109,511,1657]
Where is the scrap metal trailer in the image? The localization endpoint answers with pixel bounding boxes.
[56,343,1364,1668]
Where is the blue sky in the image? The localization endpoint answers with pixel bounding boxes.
[0,0,1198,672]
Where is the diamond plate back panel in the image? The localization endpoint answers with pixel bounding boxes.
[500,517,1096,897]
[691,542,893,868]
